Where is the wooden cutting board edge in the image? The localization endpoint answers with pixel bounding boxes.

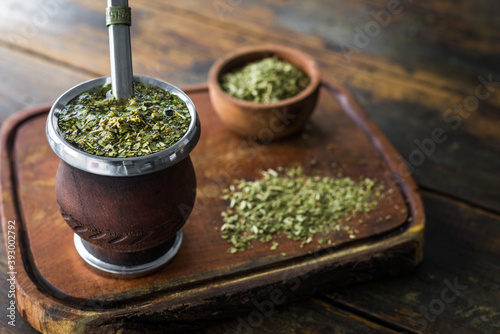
[0,81,424,333]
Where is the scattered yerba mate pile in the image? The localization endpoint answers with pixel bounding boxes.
[220,166,386,253]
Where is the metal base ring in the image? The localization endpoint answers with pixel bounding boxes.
[73,230,183,279]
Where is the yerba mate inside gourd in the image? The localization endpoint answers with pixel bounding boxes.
[58,82,191,158]
[220,56,310,103]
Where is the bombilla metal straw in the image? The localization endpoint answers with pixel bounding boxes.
[107,0,133,99]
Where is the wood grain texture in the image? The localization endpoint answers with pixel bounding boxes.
[1,83,423,333]
[1,0,499,333]
[2,192,497,333]
[2,0,500,212]
[325,192,500,334]
[0,47,91,118]
[117,299,404,334]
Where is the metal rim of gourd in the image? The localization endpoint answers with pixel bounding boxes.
[46,75,200,177]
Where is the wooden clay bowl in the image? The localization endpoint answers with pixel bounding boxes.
[46,76,200,278]
[208,44,321,140]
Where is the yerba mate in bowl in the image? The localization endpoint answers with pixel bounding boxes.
[220,56,310,103]
[209,44,321,140]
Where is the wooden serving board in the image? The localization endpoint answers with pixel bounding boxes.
[0,81,424,333]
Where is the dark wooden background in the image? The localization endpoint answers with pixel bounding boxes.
[1,0,499,333]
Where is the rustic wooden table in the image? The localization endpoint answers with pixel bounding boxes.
[1,1,499,333]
